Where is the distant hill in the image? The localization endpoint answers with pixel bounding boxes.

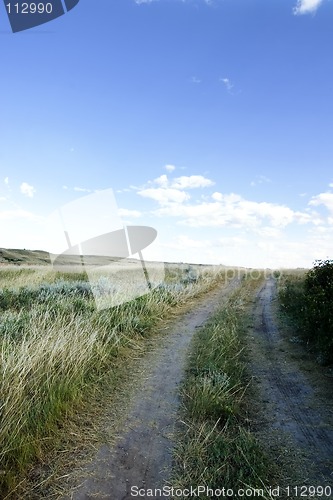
[0,248,127,266]
[0,248,51,265]
[0,248,221,268]
[0,248,138,267]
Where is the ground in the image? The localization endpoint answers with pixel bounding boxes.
[35,276,333,499]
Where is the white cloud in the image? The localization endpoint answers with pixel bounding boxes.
[118,208,142,218]
[0,209,41,221]
[309,192,333,213]
[129,173,333,267]
[0,197,6,202]
[190,76,201,84]
[216,236,248,247]
[165,164,176,172]
[220,77,234,92]
[153,193,313,229]
[250,175,271,187]
[152,174,215,190]
[74,186,92,193]
[4,177,9,185]
[154,174,169,188]
[20,182,36,198]
[171,175,215,189]
[212,192,223,201]
[293,0,325,15]
[256,227,283,239]
[137,173,322,233]
[164,234,208,250]
[140,174,215,203]
[138,187,190,204]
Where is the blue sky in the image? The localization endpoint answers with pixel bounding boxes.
[1,0,333,268]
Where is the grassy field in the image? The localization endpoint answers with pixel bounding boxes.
[173,273,277,499]
[0,261,230,497]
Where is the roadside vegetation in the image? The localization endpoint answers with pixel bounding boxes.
[278,259,333,365]
[173,273,276,499]
[0,263,230,497]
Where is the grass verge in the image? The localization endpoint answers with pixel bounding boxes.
[172,275,277,499]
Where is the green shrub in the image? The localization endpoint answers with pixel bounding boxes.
[279,261,333,364]
[303,260,333,362]
[279,276,306,323]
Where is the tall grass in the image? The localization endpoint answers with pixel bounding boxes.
[173,274,275,499]
[0,264,229,495]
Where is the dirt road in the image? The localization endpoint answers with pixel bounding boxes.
[248,277,333,492]
[62,275,332,499]
[64,278,240,500]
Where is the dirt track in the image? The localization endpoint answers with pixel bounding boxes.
[62,276,333,499]
[64,278,240,500]
[248,277,333,492]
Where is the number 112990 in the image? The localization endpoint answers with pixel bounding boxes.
[6,3,53,14]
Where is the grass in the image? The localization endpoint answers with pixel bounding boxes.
[172,273,276,499]
[0,263,231,497]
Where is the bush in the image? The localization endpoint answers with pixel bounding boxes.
[279,276,306,323]
[279,260,333,364]
[303,260,333,362]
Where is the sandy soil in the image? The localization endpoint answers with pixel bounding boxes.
[247,277,333,495]
[63,278,240,500]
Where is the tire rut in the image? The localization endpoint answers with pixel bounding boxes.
[251,277,333,486]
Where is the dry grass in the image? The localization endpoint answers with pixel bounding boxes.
[0,263,230,497]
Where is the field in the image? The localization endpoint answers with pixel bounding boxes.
[1,253,332,499]
[0,258,230,496]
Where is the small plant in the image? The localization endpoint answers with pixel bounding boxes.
[181,265,199,285]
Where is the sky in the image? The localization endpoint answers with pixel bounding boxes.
[0,0,333,269]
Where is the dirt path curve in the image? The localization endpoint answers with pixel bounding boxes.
[65,278,240,500]
[249,277,333,489]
